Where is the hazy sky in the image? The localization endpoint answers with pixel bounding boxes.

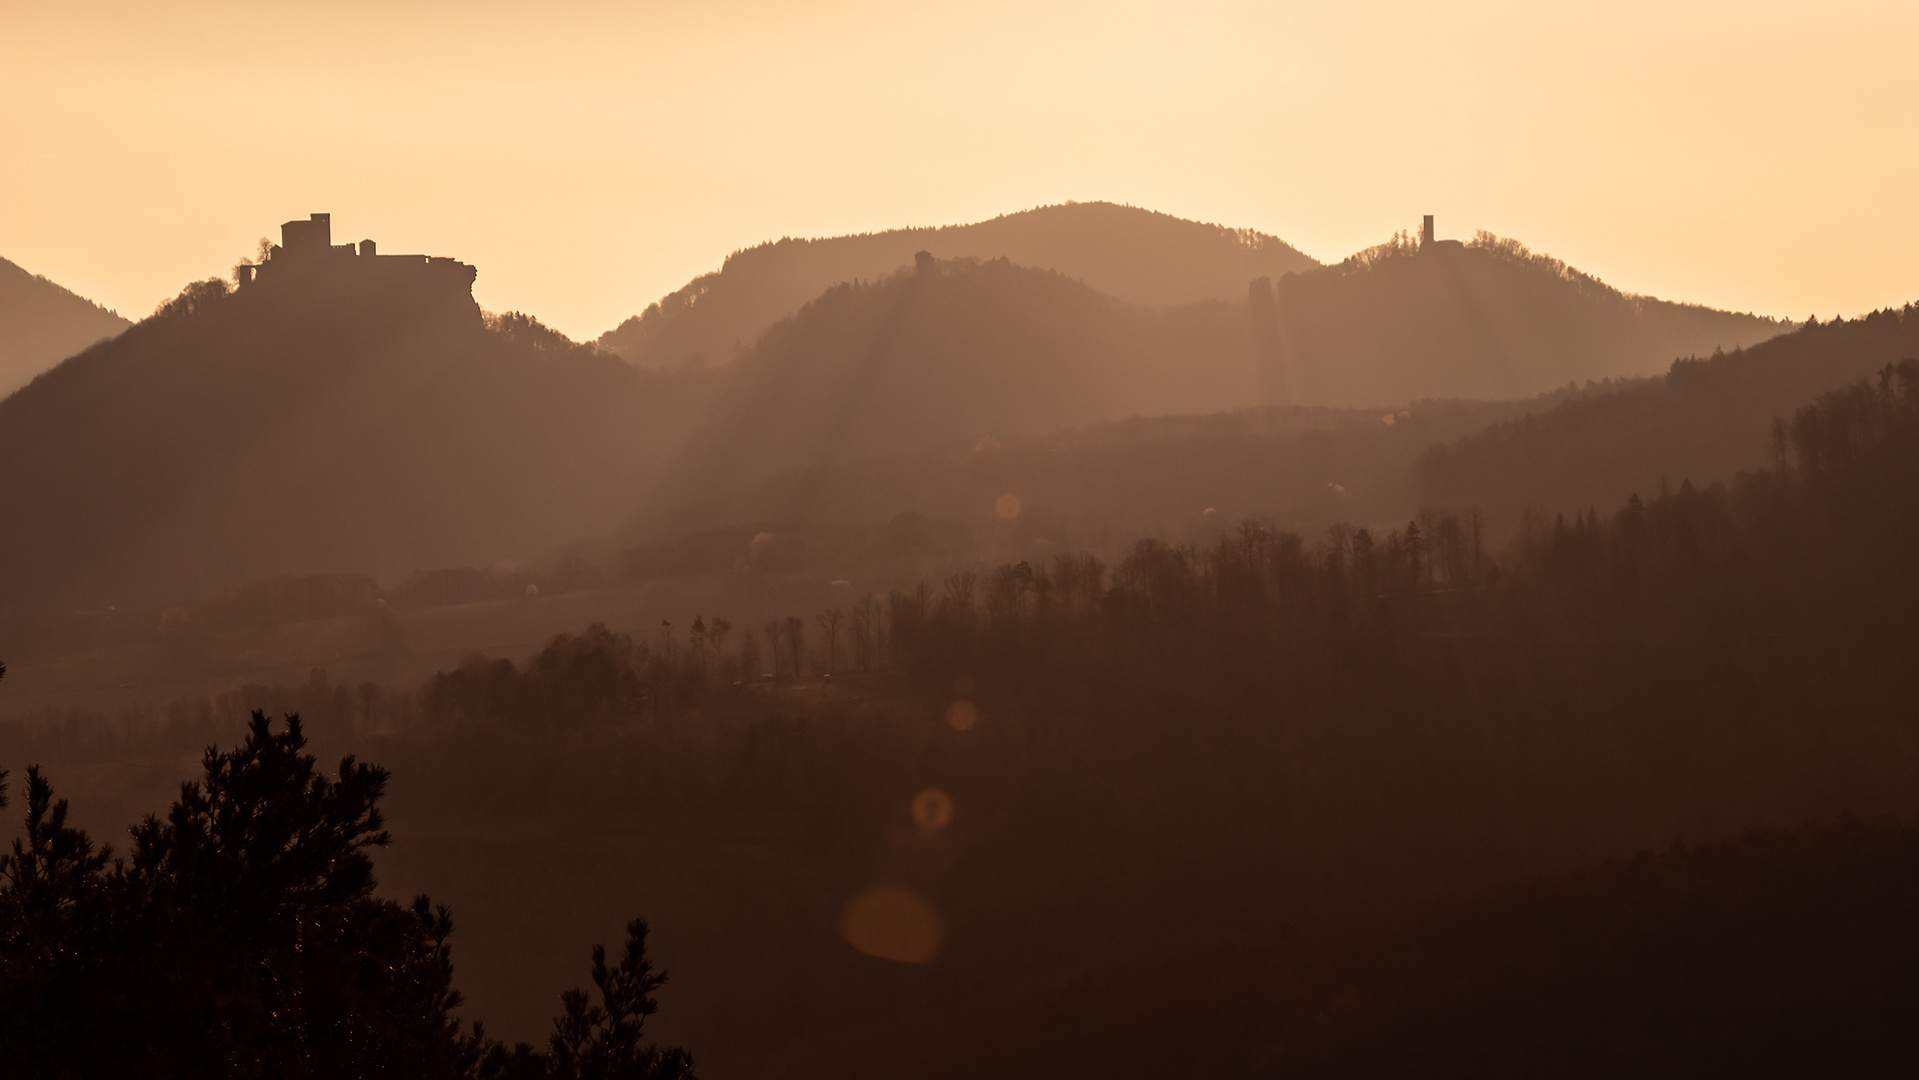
[4,0,1915,340]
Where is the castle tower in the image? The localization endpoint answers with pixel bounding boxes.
[1421,214,1434,247]
[280,213,333,259]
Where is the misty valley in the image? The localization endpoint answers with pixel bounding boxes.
[2,205,1916,1079]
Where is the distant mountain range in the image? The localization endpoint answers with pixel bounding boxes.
[0,206,1816,618]
[653,235,1784,504]
[0,256,131,398]
[595,202,1320,368]
[596,206,1781,404]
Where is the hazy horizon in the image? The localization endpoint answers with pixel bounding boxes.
[6,0,1918,339]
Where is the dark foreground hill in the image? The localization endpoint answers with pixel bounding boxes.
[0,256,131,398]
[0,268,690,614]
[961,818,1919,1080]
[596,202,1320,368]
[1420,304,1919,529]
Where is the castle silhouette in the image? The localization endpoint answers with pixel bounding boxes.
[1419,213,1463,253]
[238,213,476,292]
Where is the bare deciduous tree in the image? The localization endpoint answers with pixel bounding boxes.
[815,608,844,673]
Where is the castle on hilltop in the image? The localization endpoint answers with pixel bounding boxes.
[237,213,476,291]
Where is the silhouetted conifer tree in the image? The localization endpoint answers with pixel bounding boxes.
[0,711,694,1080]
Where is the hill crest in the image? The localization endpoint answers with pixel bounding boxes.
[0,254,687,614]
[595,201,1320,369]
[0,256,133,399]
[1417,304,1919,530]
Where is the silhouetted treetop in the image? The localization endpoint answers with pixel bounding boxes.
[0,711,695,1079]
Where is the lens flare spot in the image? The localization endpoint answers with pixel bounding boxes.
[912,787,954,830]
[840,886,942,964]
[1382,412,1397,426]
[995,493,1022,519]
[944,699,978,731]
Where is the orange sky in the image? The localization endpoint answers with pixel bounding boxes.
[4,0,1915,341]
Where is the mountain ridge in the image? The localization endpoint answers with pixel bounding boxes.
[0,214,1797,618]
[0,270,687,615]
[595,201,1320,368]
[1255,230,1785,404]
[1418,304,1919,530]
[643,237,1784,512]
[0,255,133,398]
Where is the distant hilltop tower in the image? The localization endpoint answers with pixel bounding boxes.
[237,213,476,293]
[1421,214,1434,248]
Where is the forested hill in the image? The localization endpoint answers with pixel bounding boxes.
[622,394,1587,577]
[641,256,1265,504]
[644,241,1783,510]
[1255,232,1784,404]
[0,256,132,398]
[0,274,692,612]
[595,202,1319,369]
[1420,304,1919,530]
